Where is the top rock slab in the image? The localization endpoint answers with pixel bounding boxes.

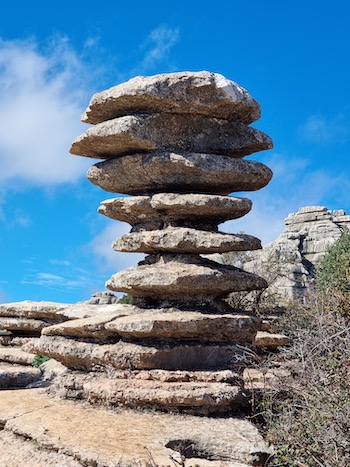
[82,71,261,125]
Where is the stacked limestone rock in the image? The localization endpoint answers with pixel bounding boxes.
[0,301,70,388]
[35,72,273,415]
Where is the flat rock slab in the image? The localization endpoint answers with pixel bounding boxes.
[34,335,254,371]
[0,300,69,321]
[58,302,133,320]
[42,310,137,340]
[0,388,272,465]
[71,114,272,159]
[88,152,272,195]
[0,363,41,389]
[0,317,50,333]
[255,331,289,349]
[52,372,244,414]
[82,71,261,125]
[99,193,252,227]
[106,311,261,343]
[107,254,268,300]
[114,227,262,254]
[0,346,36,365]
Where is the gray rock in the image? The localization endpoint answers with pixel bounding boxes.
[0,317,50,333]
[0,347,36,366]
[35,335,254,371]
[87,152,273,195]
[106,254,267,300]
[82,71,261,124]
[70,114,273,159]
[106,311,261,343]
[0,362,41,389]
[98,194,253,227]
[54,372,244,414]
[0,300,69,321]
[113,227,262,254]
[255,331,289,349]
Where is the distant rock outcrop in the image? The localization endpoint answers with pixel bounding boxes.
[217,206,350,303]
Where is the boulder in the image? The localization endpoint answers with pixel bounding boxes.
[106,311,261,343]
[82,71,261,124]
[98,193,253,227]
[87,152,272,195]
[0,363,41,389]
[70,114,273,159]
[113,227,262,254]
[107,254,267,300]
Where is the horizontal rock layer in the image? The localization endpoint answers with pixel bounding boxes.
[34,336,254,371]
[113,227,262,253]
[0,363,41,389]
[42,309,260,343]
[107,254,268,300]
[98,193,252,228]
[88,152,273,195]
[82,71,261,124]
[54,372,243,415]
[70,114,273,159]
[0,300,69,321]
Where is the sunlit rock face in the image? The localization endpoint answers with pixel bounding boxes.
[36,71,274,415]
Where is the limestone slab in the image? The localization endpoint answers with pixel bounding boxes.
[0,317,50,333]
[0,346,36,365]
[35,335,254,371]
[106,311,261,343]
[54,372,243,414]
[0,388,272,466]
[255,331,289,349]
[99,193,252,227]
[114,227,262,254]
[0,363,41,389]
[0,300,69,321]
[107,254,267,300]
[70,114,273,159]
[82,71,261,125]
[88,152,273,195]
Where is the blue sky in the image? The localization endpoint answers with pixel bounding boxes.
[0,1,349,304]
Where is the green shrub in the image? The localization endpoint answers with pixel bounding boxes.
[117,293,133,304]
[316,231,350,315]
[32,355,51,367]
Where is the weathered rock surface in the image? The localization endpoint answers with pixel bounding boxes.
[255,331,289,349]
[87,152,273,195]
[85,291,118,304]
[0,363,41,389]
[0,300,69,320]
[107,254,267,300]
[106,311,261,343]
[0,346,36,366]
[0,388,272,466]
[223,206,350,302]
[0,317,50,333]
[34,335,254,371]
[114,227,262,253]
[99,193,253,228]
[71,114,273,159]
[82,71,261,125]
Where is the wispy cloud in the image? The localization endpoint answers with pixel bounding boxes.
[88,220,144,273]
[0,37,93,190]
[139,25,180,72]
[299,113,350,144]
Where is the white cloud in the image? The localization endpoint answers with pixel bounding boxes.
[88,220,144,273]
[300,113,350,144]
[0,37,93,189]
[139,25,180,71]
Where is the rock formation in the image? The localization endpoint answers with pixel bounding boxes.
[217,205,350,303]
[29,71,274,419]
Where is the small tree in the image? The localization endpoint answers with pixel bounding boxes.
[316,231,350,314]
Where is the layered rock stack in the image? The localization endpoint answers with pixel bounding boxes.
[35,72,274,414]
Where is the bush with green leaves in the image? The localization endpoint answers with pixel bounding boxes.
[316,231,350,314]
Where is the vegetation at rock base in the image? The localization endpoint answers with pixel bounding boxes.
[316,231,350,315]
[250,233,350,466]
[32,355,50,368]
[117,293,133,304]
